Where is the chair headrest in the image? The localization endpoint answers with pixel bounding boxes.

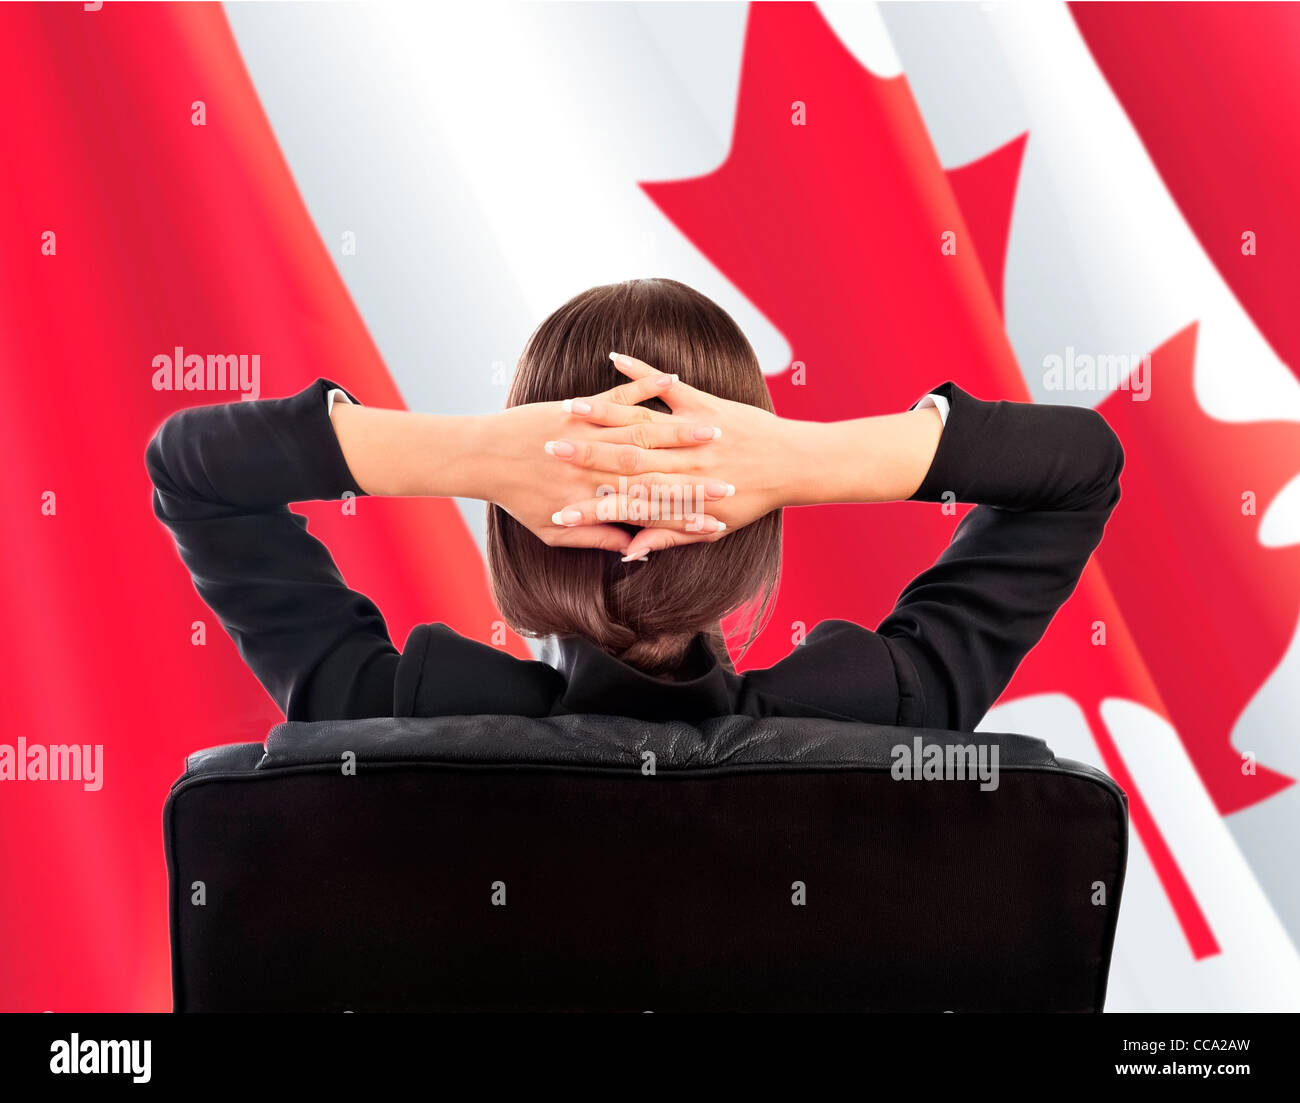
[186,713,1061,775]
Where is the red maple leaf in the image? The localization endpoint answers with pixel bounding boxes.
[1092,325,1300,811]
[640,1,1298,958]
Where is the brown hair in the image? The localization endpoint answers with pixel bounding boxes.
[486,278,782,675]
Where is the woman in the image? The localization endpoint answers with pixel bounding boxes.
[146,278,1123,730]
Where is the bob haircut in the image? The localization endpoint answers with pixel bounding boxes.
[486,278,783,675]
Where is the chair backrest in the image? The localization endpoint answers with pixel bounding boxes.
[164,714,1127,1011]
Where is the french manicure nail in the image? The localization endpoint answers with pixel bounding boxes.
[544,440,576,457]
[620,551,651,562]
[705,481,736,499]
[561,399,592,415]
[693,425,719,441]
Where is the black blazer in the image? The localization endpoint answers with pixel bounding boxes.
[145,379,1123,731]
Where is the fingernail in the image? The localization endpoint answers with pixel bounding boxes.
[544,440,576,457]
[609,352,622,363]
[551,509,583,526]
[655,373,677,386]
[620,551,651,562]
[716,521,727,531]
[705,482,736,499]
[692,425,719,441]
[561,399,592,415]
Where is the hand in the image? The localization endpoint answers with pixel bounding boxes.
[480,369,737,555]
[549,353,813,557]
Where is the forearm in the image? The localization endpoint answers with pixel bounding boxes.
[785,384,1123,514]
[329,402,489,499]
[784,406,945,507]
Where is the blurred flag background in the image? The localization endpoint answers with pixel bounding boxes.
[2,0,1299,1010]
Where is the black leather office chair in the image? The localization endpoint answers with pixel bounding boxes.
[164,714,1127,1012]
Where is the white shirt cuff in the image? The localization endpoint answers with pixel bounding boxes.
[913,392,950,425]
[326,387,355,414]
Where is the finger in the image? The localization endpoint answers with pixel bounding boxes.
[599,421,723,449]
[543,438,694,476]
[608,352,702,413]
[604,351,659,381]
[601,371,679,409]
[622,526,729,561]
[564,391,675,427]
[551,500,727,533]
[559,369,678,422]
[545,522,633,553]
[631,471,735,501]
[627,472,735,501]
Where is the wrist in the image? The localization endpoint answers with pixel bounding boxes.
[788,408,944,506]
[415,411,499,500]
[331,404,488,499]
[443,413,496,502]
[777,418,840,507]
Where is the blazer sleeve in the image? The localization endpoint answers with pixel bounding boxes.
[145,378,400,721]
[876,381,1124,731]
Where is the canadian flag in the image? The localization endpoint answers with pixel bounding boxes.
[1,0,1297,1010]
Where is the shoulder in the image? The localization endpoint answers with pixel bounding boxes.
[740,619,926,726]
[395,623,565,718]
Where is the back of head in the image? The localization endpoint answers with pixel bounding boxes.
[486,278,782,675]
